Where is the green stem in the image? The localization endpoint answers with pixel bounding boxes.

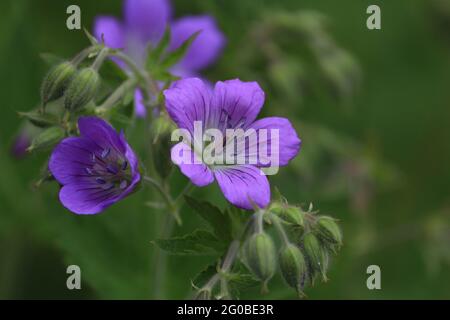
[96,78,137,114]
[143,176,181,225]
[269,213,291,246]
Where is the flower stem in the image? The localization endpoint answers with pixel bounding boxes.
[96,78,137,114]
[269,213,291,246]
[143,176,181,225]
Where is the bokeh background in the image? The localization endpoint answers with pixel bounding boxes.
[0,0,449,299]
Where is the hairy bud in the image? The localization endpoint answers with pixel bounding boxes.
[270,203,304,227]
[41,61,76,106]
[303,232,328,282]
[27,126,65,152]
[315,216,342,246]
[279,244,307,295]
[64,68,100,112]
[242,232,276,291]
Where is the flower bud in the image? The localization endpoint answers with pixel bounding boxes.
[41,62,76,105]
[242,232,276,290]
[315,216,342,246]
[270,203,304,227]
[64,68,100,112]
[303,232,328,282]
[279,244,306,295]
[27,126,65,152]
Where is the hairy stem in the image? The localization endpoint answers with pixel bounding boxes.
[96,78,137,114]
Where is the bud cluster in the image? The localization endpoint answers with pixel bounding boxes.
[239,202,342,297]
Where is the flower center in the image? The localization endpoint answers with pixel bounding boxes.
[85,147,132,191]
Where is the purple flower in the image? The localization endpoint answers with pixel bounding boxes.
[11,131,31,159]
[164,78,301,210]
[94,0,226,117]
[49,117,140,214]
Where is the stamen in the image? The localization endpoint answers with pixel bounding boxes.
[96,178,107,184]
[106,164,118,175]
[119,180,128,189]
[101,148,111,159]
[85,167,94,175]
[121,160,128,171]
[101,183,115,191]
[91,153,96,163]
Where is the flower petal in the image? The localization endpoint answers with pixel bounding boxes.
[163,78,212,134]
[78,117,126,155]
[249,117,301,167]
[49,137,100,185]
[93,16,125,49]
[211,79,265,130]
[214,165,270,210]
[124,0,171,43]
[59,182,120,215]
[171,142,214,187]
[134,89,147,118]
[170,15,225,72]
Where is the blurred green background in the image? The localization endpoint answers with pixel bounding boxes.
[0,0,449,299]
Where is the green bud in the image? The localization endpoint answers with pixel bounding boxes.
[303,232,328,282]
[279,244,307,295]
[242,232,276,291]
[64,68,100,112]
[41,62,77,106]
[270,203,304,227]
[27,126,65,152]
[315,216,342,246]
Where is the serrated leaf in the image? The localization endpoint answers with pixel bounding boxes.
[192,263,217,289]
[146,26,171,70]
[160,31,200,69]
[185,196,232,243]
[153,229,224,256]
[226,205,251,239]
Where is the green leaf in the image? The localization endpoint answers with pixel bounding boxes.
[192,263,217,289]
[101,59,128,84]
[84,27,99,45]
[146,26,171,69]
[18,111,60,128]
[185,196,233,242]
[226,205,251,240]
[160,31,201,69]
[153,229,224,256]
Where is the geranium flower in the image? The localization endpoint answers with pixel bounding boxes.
[49,117,140,214]
[94,0,226,117]
[164,78,301,210]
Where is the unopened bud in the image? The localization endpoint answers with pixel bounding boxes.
[242,232,276,291]
[315,216,342,246]
[303,233,328,282]
[270,203,304,227]
[64,68,100,112]
[27,127,65,152]
[41,62,76,106]
[279,244,307,295]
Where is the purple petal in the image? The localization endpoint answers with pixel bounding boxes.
[93,16,125,49]
[59,182,120,215]
[171,143,214,187]
[170,15,225,72]
[49,137,100,185]
[211,79,265,130]
[163,78,212,134]
[120,131,140,180]
[134,89,147,118]
[214,165,270,210]
[78,117,126,155]
[124,0,171,43]
[11,131,31,159]
[249,117,301,167]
